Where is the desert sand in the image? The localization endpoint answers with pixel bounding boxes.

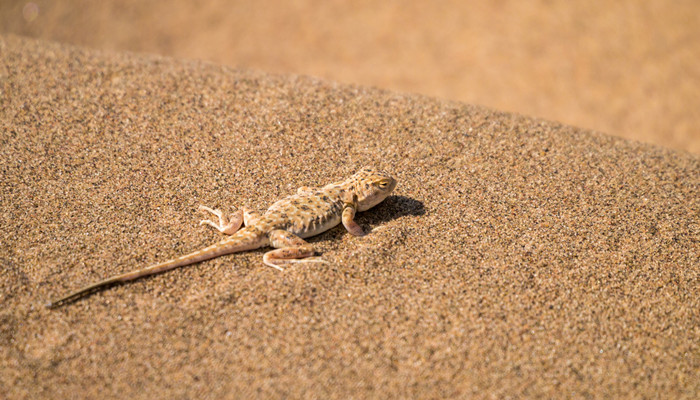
[1,35,698,398]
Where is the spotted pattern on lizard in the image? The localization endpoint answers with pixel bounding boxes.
[48,167,397,307]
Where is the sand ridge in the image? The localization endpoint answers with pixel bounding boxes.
[1,35,698,398]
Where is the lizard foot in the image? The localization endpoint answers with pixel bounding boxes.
[198,205,243,235]
[264,230,328,271]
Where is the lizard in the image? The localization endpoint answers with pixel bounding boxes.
[47,166,397,308]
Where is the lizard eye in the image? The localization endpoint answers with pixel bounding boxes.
[377,181,389,189]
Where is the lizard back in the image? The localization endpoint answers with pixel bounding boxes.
[261,187,346,238]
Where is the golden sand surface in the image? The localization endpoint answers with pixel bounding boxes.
[1,0,699,153]
[1,35,698,398]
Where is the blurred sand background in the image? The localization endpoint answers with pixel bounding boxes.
[2,0,699,153]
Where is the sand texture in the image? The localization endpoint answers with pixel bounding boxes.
[2,0,700,154]
[1,36,699,398]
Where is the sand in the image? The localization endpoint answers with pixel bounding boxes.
[1,0,699,154]
[1,35,698,398]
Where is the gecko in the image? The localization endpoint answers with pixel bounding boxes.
[47,167,397,307]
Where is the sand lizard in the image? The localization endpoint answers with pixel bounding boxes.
[48,167,397,307]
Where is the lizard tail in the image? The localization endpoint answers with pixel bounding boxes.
[47,228,266,308]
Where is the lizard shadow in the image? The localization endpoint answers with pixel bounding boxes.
[367,195,425,223]
[314,195,425,241]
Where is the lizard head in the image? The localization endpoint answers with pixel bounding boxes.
[350,166,397,211]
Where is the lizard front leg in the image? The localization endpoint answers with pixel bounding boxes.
[342,204,366,236]
[263,229,327,271]
[198,205,243,235]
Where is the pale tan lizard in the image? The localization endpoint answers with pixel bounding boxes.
[48,167,397,307]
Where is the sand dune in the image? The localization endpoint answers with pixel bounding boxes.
[1,35,698,398]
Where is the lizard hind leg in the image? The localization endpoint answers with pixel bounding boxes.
[198,205,243,235]
[263,229,328,271]
[242,207,263,227]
